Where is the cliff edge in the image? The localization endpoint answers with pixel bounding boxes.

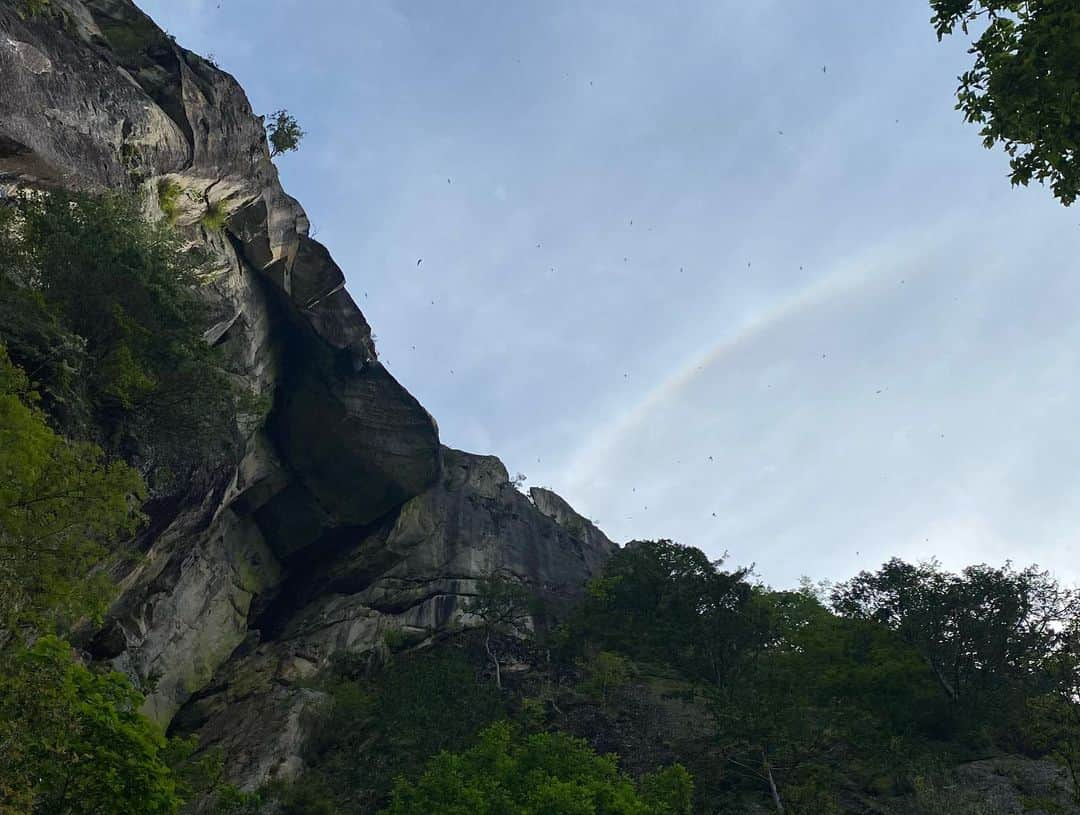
[0,0,616,789]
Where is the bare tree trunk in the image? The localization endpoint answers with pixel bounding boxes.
[550,676,564,714]
[928,660,959,702]
[1063,752,1080,803]
[485,630,502,690]
[763,750,784,814]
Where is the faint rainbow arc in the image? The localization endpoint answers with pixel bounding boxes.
[561,225,953,488]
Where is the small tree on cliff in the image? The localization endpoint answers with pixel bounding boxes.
[264,110,305,158]
[471,576,531,691]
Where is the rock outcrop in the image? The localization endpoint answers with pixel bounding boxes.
[170,448,616,785]
[0,0,616,788]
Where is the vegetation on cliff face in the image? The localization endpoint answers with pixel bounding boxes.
[0,191,249,814]
[269,647,507,814]
[265,110,305,158]
[0,636,181,815]
[1,2,1080,813]
[257,541,1079,815]
[0,345,144,640]
[0,192,240,493]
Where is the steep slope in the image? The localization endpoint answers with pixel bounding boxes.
[0,0,616,790]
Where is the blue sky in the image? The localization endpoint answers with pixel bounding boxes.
[142,0,1080,589]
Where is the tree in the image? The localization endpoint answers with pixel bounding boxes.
[470,576,532,690]
[711,581,961,813]
[271,647,504,814]
[931,0,1080,205]
[0,636,182,815]
[561,545,979,810]
[1,191,240,489]
[712,588,844,815]
[265,110,305,157]
[831,558,1079,707]
[0,345,145,642]
[378,721,693,815]
[578,649,633,706]
[1025,623,1080,802]
[575,540,752,684]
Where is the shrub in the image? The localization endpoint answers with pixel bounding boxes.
[0,345,145,639]
[265,109,305,157]
[579,649,633,705]
[201,197,229,231]
[0,191,240,489]
[378,721,693,815]
[157,179,184,224]
[280,647,503,813]
[0,636,182,814]
[20,0,49,18]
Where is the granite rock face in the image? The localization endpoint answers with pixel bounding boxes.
[0,0,616,789]
[172,448,616,788]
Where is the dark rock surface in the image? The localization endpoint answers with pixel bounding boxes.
[0,0,616,787]
[171,448,618,787]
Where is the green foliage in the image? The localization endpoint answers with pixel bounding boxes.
[831,558,1079,708]
[713,587,945,808]
[0,205,91,433]
[282,646,505,813]
[201,198,229,231]
[382,626,409,653]
[19,0,49,18]
[0,345,145,639]
[157,179,184,224]
[569,540,751,685]
[161,737,258,810]
[1026,694,1080,803]
[1023,625,1080,801]
[712,588,847,811]
[98,15,163,61]
[515,696,549,731]
[930,0,1080,206]
[472,575,533,689]
[638,765,695,815]
[378,721,693,815]
[0,191,240,489]
[210,784,264,814]
[578,649,633,705]
[279,548,1078,815]
[265,110,306,157]
[472,576,533,633]
[566,544,991,810]
[119,142,141,170]
[0,635,181,814]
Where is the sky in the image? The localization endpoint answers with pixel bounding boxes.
[140,0,1080,589]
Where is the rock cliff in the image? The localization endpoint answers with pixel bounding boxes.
[0,0,616,789]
